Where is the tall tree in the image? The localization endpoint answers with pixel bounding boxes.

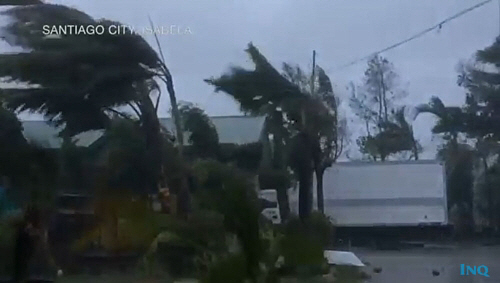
[0,4,188,210]
[413,96,475,232]
[457,37,500,229]
[205,43,305,219]
[206,43,336,220]
[282,64,346,213]
[350,55,414,161]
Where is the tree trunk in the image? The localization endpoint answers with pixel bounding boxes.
[412,137,419,160]
[316,168,325,213]
[380,154,386,162]
[276,187,290,221]
[271,119,290,221]
[134,82,163,194]
[176,173,191,219]
[298,167,313,221]
[160,65,184,154]
[380,69,388,123]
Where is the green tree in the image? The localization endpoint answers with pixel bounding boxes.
[206,43,339,220]
[193,160,263,282]
[350,55,415,161]
[457,37,500,229]
[0,4,188,209]
[413,96,475,233]
[205,43,308,220]
[0,106,29,188]
[281,64,346,213]
[0,106,58,204]
[179,102,220,160]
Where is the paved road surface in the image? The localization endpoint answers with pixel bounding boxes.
[355,246,500,283]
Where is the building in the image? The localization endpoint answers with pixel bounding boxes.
[21,116,266,149]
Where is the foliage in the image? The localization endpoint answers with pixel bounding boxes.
[72,196,160,253]
[414,96,466,139]
[206,43,342,220]
[192,159,263,281]
[0,106,29,187]
[0,3,173,197]
[275,212,334,277]
[101,118,154,194]
[284,212,335,249]
[200,253,248,283]
[282,63,346,213]
[136,210,228,279]
[0,219,17,276]
[413,96,475,230]
[231,142,264,172]
[179,102,220,160]
[453,37,500,228]
[459,39,500,141]
[350,55,415,161]
[0,107,58,200]
[0,4,160,136]
[204,43,307,219]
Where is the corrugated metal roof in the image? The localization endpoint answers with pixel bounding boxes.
[161,116,265,145]
[21,116,265,148]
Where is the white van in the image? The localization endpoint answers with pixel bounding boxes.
[258,189,281,224]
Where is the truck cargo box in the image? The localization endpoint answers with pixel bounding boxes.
[290,160,448,227]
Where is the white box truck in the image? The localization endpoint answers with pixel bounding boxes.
[289,160,448,227]
[287,160,451,244]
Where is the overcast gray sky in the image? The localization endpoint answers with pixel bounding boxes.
[4,0,500,158]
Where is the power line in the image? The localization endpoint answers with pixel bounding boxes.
[334,0,494,71]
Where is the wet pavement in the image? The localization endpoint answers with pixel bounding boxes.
[355,246,500,283]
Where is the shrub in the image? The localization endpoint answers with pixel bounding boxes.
[192,160,264,281]
[305,212,335,248]
[278,212,335,277]
[72,196,162,254]
[0,220,16,276]
[200,253,248,283]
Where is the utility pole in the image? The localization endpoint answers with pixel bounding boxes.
[308,50,316,214]
[310,50,316,95]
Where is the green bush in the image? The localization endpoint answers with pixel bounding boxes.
[278,212,335,277]
[279,233,325,267]
[0,220,17,276]
[192,160,264,281]
[305,212,335,248]
[201,253,248,283]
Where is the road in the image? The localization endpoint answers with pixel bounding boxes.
[355,246,500,283]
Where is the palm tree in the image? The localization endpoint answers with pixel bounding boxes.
[413,96,475,233]
[206,43,304,219]
[206,43,339,220]
[281,64,344,213]
[0,4,187,207]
